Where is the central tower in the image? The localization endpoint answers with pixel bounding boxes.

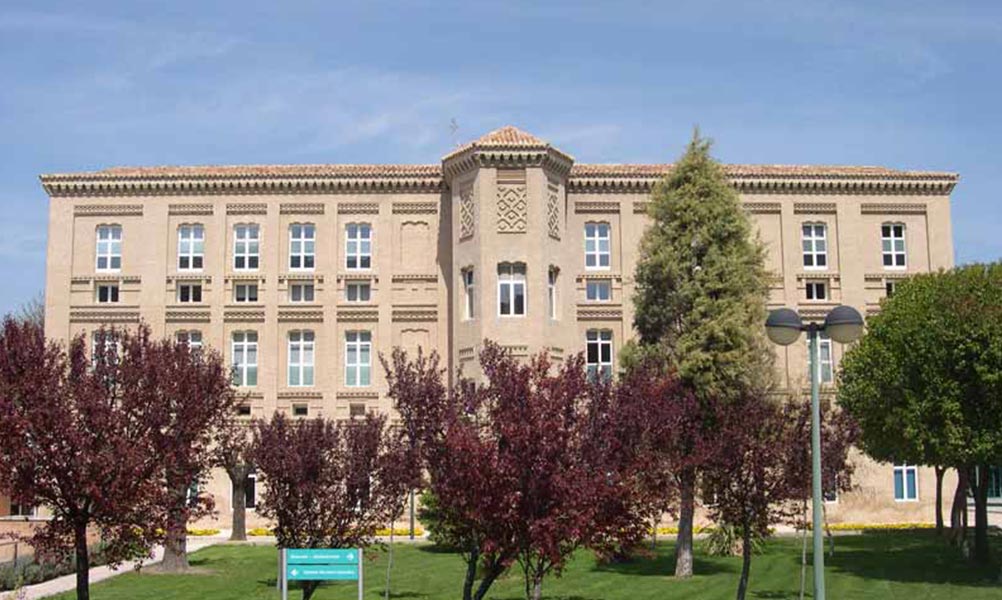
[442,126,575,378]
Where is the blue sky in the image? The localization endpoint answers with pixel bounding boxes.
[1,0,1000,314]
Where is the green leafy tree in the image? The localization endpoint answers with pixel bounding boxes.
[839,263,1002,563]
[630,130,772,577]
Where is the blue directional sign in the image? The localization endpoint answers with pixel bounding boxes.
[281,547,363,597]
[286,564,358,581]
[286,549,360,566]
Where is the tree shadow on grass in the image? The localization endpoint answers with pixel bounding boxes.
[592,553,735,577]
[794,531,1000,588]
[415,543,462,555]
[751,591,798,599]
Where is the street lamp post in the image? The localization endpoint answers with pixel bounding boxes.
[765,305,864,600]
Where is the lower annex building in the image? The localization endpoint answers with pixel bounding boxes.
[4,125,988,531]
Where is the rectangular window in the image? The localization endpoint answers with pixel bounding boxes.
[234,224,260,270]
[178,225,205,270]
[237,404,252,417]
[95,225,122,271]
[585,222,611,269]
[894,464,918,501]
[346,282,371,302]
[586,280,612,302]
[96,284,119,303]
[882,224,906,269]
[808,332,833,384]
[346,223,372,270]
[548,269,557,319]
[289,283,315,303]
[292,404,309,417]
[232,471,256,509]
[234,284,258,303]
[805,281,827,301]
[288,330,315,387]
[178,284,202,303]
[345,331,372,387]
[175,330,203,351]
[885,280,897,297]
[586,330,613,381]
[349,403,366,418]
[463,269,475,320]
[988,467,1002,500]
[802,223,828,269]
[9,503,37,518]
[498,263,526,317]
[289,223,316,270]
[231,331,258,387]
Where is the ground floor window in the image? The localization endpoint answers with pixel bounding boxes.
[231,470,257,510]
[586,330,613,381]
[894,464,918,501]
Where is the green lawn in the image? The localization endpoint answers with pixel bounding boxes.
[52,531,1001,599]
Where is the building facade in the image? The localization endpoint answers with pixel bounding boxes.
[21,125,963,527]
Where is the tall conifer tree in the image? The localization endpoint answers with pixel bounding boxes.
[631,131,771,577]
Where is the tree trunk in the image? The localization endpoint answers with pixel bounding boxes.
[531,574,543,600]
[160,487,190,572]
[462,546,479,600]
[302,580,319,600]
[949,467,968,545]
[472,559,504,600]
[971,465,990,564]
[934,465,945,534]
[674,468,696,578]
[735,525,752,600]
[74,522,90,600]
[229,467,248,542]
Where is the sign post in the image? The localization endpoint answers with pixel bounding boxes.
[279,548,362,600]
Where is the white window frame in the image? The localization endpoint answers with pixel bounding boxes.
[96,284,119,304]
[346,281,371,303]
[802,223,828,270]
[345,331,372,387]
[805,281,827,301]
[95,225,122,272]
[882,223,907,270]
[175,330,203,352]
[808,332,834,384]
[289,223,316,271]
[586,280,612,302]
[177,224,204,271]
[893,464,918,501]
[231,331,258,387]
[177,283,202,303]
[584,222,611,270]
[346,223,372,270]
[233,224,260,271]
[288,330,315,387]
[586,329,613,380]
[497,263,527,317]
[462,269,475,320]
[548,268,558,320]
[234,283,258,303]
[289,283,315,303]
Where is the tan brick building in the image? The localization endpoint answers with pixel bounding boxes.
[10,125,969,528]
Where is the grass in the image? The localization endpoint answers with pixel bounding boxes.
[49,531,1002,599]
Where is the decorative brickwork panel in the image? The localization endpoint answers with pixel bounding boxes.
[547,182,560,240]
[497,184,527,233]
[459,185,474,240]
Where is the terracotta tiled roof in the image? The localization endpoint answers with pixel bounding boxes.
[570,164,957,180]
[441,125,571,162]
[42,164,441,180]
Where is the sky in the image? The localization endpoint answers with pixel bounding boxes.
[1,0,1000,314]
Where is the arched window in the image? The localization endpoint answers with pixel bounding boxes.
[801,222,828,270]
[95,225,122,271]
[345,223,372,270]
[584,222,611,269]
[231,331,258,387]
[497,263,526,317]
[234,224,260,270]
[881,223,906,269]
[177,224,204,270]
[289,223,316,270]
[288,330,315,387]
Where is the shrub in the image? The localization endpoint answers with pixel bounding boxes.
[186,528,221,537]
[702,523,768,557]
[0,544,109,591]
[247,527,274,536]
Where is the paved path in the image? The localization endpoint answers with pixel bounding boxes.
[2,533,229,600]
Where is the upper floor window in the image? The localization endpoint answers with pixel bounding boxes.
[231,331,258,387]
[177,225,204,271]
[462,269,475,320]
[95,225,122,272]
[808,332,833,384]
[548,268,558,320]
[346,223,372,270]
[586,329,613,381]
[289,283,315,303]
[289,224,315,270]
[345,331,372,387]
[175,330,203,352]
[177,283,202,303]
[802,223,828,270]
[805,281,827,301]
[288,330,315,387]
[586,280,611,302]
[96,284,119,304]
[346,282,371,302]
[882,223,906,269]
[585,223,611,270]
[234,283,258,303]
[893,464,918,501]
[234,224,260,270]
[498,263,526,317]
